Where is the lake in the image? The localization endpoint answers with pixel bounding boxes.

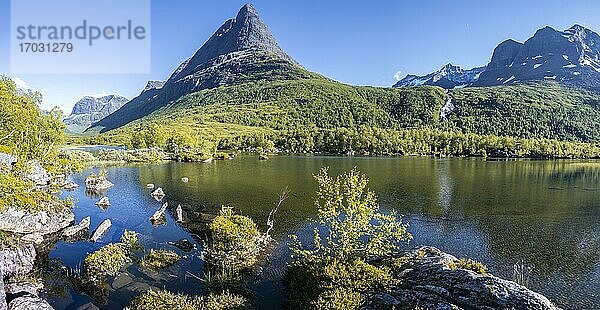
[46,155,600,309]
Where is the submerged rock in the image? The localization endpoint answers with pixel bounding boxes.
[0,207,74,236]
[111,273,133,290]
[62,217,91,242]
[90,219,111,242]
[365,246,559,310]
[167,239,194,252]
[76,303,99,310]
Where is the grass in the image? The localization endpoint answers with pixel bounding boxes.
[139,249,181,270]
[0,230,21,250]
[447,258,487,274]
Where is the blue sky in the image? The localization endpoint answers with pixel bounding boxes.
[1,0,599,113]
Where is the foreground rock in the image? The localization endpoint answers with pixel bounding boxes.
[365,246,559,310]
[0,207,74,236]
[21,161,50,187]
[0,243,36,277]
[150,187,165,201]
[85,176,113,191]
[62,217,91,242]
[90,219,111,242]
[150,203,168,226]
[7,296,53,310]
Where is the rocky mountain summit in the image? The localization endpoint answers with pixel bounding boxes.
[63,95,128,133]
[396,24,600,91]
[90,4,310,133]
[393,64,485,88]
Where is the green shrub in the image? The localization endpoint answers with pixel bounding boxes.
[139,249,180,270]
[83,243,129,280]
[128,289,196,310]
[206,206,261,269]
[311,288,362,310]
[447,258,487,274]
[120,230,142,252]
[128,289,249,310]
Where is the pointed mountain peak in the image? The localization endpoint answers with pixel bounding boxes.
[168,3,295,83]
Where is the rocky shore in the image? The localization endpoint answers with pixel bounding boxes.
[365,246,559,310]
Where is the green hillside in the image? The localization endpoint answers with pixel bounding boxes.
[73,79,600,158]
[448,82,600,142]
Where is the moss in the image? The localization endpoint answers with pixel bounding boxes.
[0,230,21,250]
[447,258,487,274]
[139,249,180,270]
[128,289,249,310]
[83,243,129,280]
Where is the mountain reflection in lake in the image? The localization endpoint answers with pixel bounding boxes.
[48,156,600,309]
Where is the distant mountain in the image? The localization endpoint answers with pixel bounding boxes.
[474,25,600,89]
[393,64,485,88]
[89,4,314,133]
[395,25,600,91]
[63,95,128,133]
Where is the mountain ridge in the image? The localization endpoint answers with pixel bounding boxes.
[63,94,128,133]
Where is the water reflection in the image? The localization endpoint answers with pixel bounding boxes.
[48,157,599,309]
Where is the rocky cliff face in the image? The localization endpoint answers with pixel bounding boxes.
[396,25,600,91]
[63,95,128,133]
[475,25,600,89]
[90,4,309,133]
[393,64,485,88]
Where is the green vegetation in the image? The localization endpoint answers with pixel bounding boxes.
[82,230,141,281]
[0,230,21,250]
[447,258,487,274]
[139,249,180,270]
[73,79,600,159]
[128,289,249,310]
[83,243,129,280]
[205,206,262,271]
[285,168,411,309]
[449,82,600,142]
[0,77,73,214]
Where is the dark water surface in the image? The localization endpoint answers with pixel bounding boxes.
[46,156,600,309]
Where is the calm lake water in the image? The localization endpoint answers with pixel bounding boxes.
[45,156,600,309]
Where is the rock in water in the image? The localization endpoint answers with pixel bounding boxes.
[7,296,53,310]
[90,219,111,242]
[63,182,79,190]
[167,239,194,252]
[364,246,559,310]
[181,177,189,183]
[176,204,183,223]
[150,203,168,226]
[95,197,110,207]
[76,303,99,310]
[150,188,165,201]
[146,183,155,189]
[62,216,91,242]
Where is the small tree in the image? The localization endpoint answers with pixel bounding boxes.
[291,168,411,263]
